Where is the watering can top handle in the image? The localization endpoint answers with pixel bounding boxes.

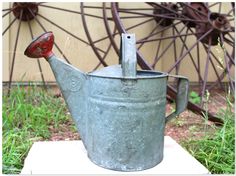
[120,33,137,78]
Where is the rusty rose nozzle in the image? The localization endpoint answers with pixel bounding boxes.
[24,31,54,60]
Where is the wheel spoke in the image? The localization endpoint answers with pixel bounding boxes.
[27,16,47,90]
[226,33,235,41]
[136,32,204,43]
[178,29,189,70]
[117,9,208,23]
[118,7,157,11]
[207,69,232,91]
[82,5,111,10]
[227,8,234,15]
[39,4,104,19]
[223,37,234,47]
[167,28,214,73]
[102,3,119,55]
[129,19,163,68]
[172,27,178,75]
[2,17,17,36]
[218,2,222,13]
[152,24,188,68]
[8,10,23,96]
[37,2,47,5]
[93,18,154,44]
[138,21,183,43]
[93,42,112,70]
[136,18,164,50]
[2,4,18,17]
[137,22,160,50]
[220,33,235,92]
[152,31,164,69]
[225,49,235,65]
[2,8,13,11]
[81,2,108,67]
[220,38,235,65]
[208,48,225,69]
[200,38,211,100]
[202,44,224,90]
[173,26,203,81]
[147,2,200,22]
[113,15,154,19]
[37,13,105,54]
[223,35,234,43]
[228,2,235,15]
[27,8,71,64]
[93,43,112,70]
[2,10,12,18]
[37,14,90,45]
[179,2,208,17]
[208,2,220,8]
[196,42,201,85]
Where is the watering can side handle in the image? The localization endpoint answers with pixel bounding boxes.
[165,75,189,123]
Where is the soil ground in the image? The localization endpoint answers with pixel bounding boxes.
[48,87,234,143]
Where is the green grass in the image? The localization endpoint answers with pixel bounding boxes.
[2,85,235,174]
[2,85,70,174]
[182,96,235,174]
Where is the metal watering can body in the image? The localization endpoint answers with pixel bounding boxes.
[24,32,189,171]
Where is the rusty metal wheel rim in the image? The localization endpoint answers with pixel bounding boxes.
[80,2,118,69]
[110,2,235,98]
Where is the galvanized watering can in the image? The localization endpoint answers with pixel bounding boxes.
[24,32,189,171]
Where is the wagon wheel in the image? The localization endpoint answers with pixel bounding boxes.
[2,2,231,124]
[110,2,235,100]
[80,2,231,124]
[2,2,118,95]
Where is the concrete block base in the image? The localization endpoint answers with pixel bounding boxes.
[21,136,209,174]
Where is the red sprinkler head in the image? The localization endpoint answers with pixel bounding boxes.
[24,31,54,59]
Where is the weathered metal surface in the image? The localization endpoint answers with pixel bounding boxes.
[120,33,137,78]
[24,31,54,59]
[48,55,88,146]
[165,75,189,123]
[24,32,189,171]
[86,72,167,171]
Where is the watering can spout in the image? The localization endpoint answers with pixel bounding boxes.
[24,32,88,145]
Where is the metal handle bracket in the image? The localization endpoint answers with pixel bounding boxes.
[165,75,189,123]
[120,33,137,78]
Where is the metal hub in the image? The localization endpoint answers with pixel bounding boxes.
[12,2,38,21]
[182,3,232,45]
[182,2,209,28]
[209,13,231,32]
[153,2,178,26]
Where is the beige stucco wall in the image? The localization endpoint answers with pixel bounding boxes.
[2,2,10,82]
[2,2,234,83]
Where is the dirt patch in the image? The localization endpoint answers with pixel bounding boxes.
[165,109,215,143]
[165,89,234,143]
[48,120,80,141]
